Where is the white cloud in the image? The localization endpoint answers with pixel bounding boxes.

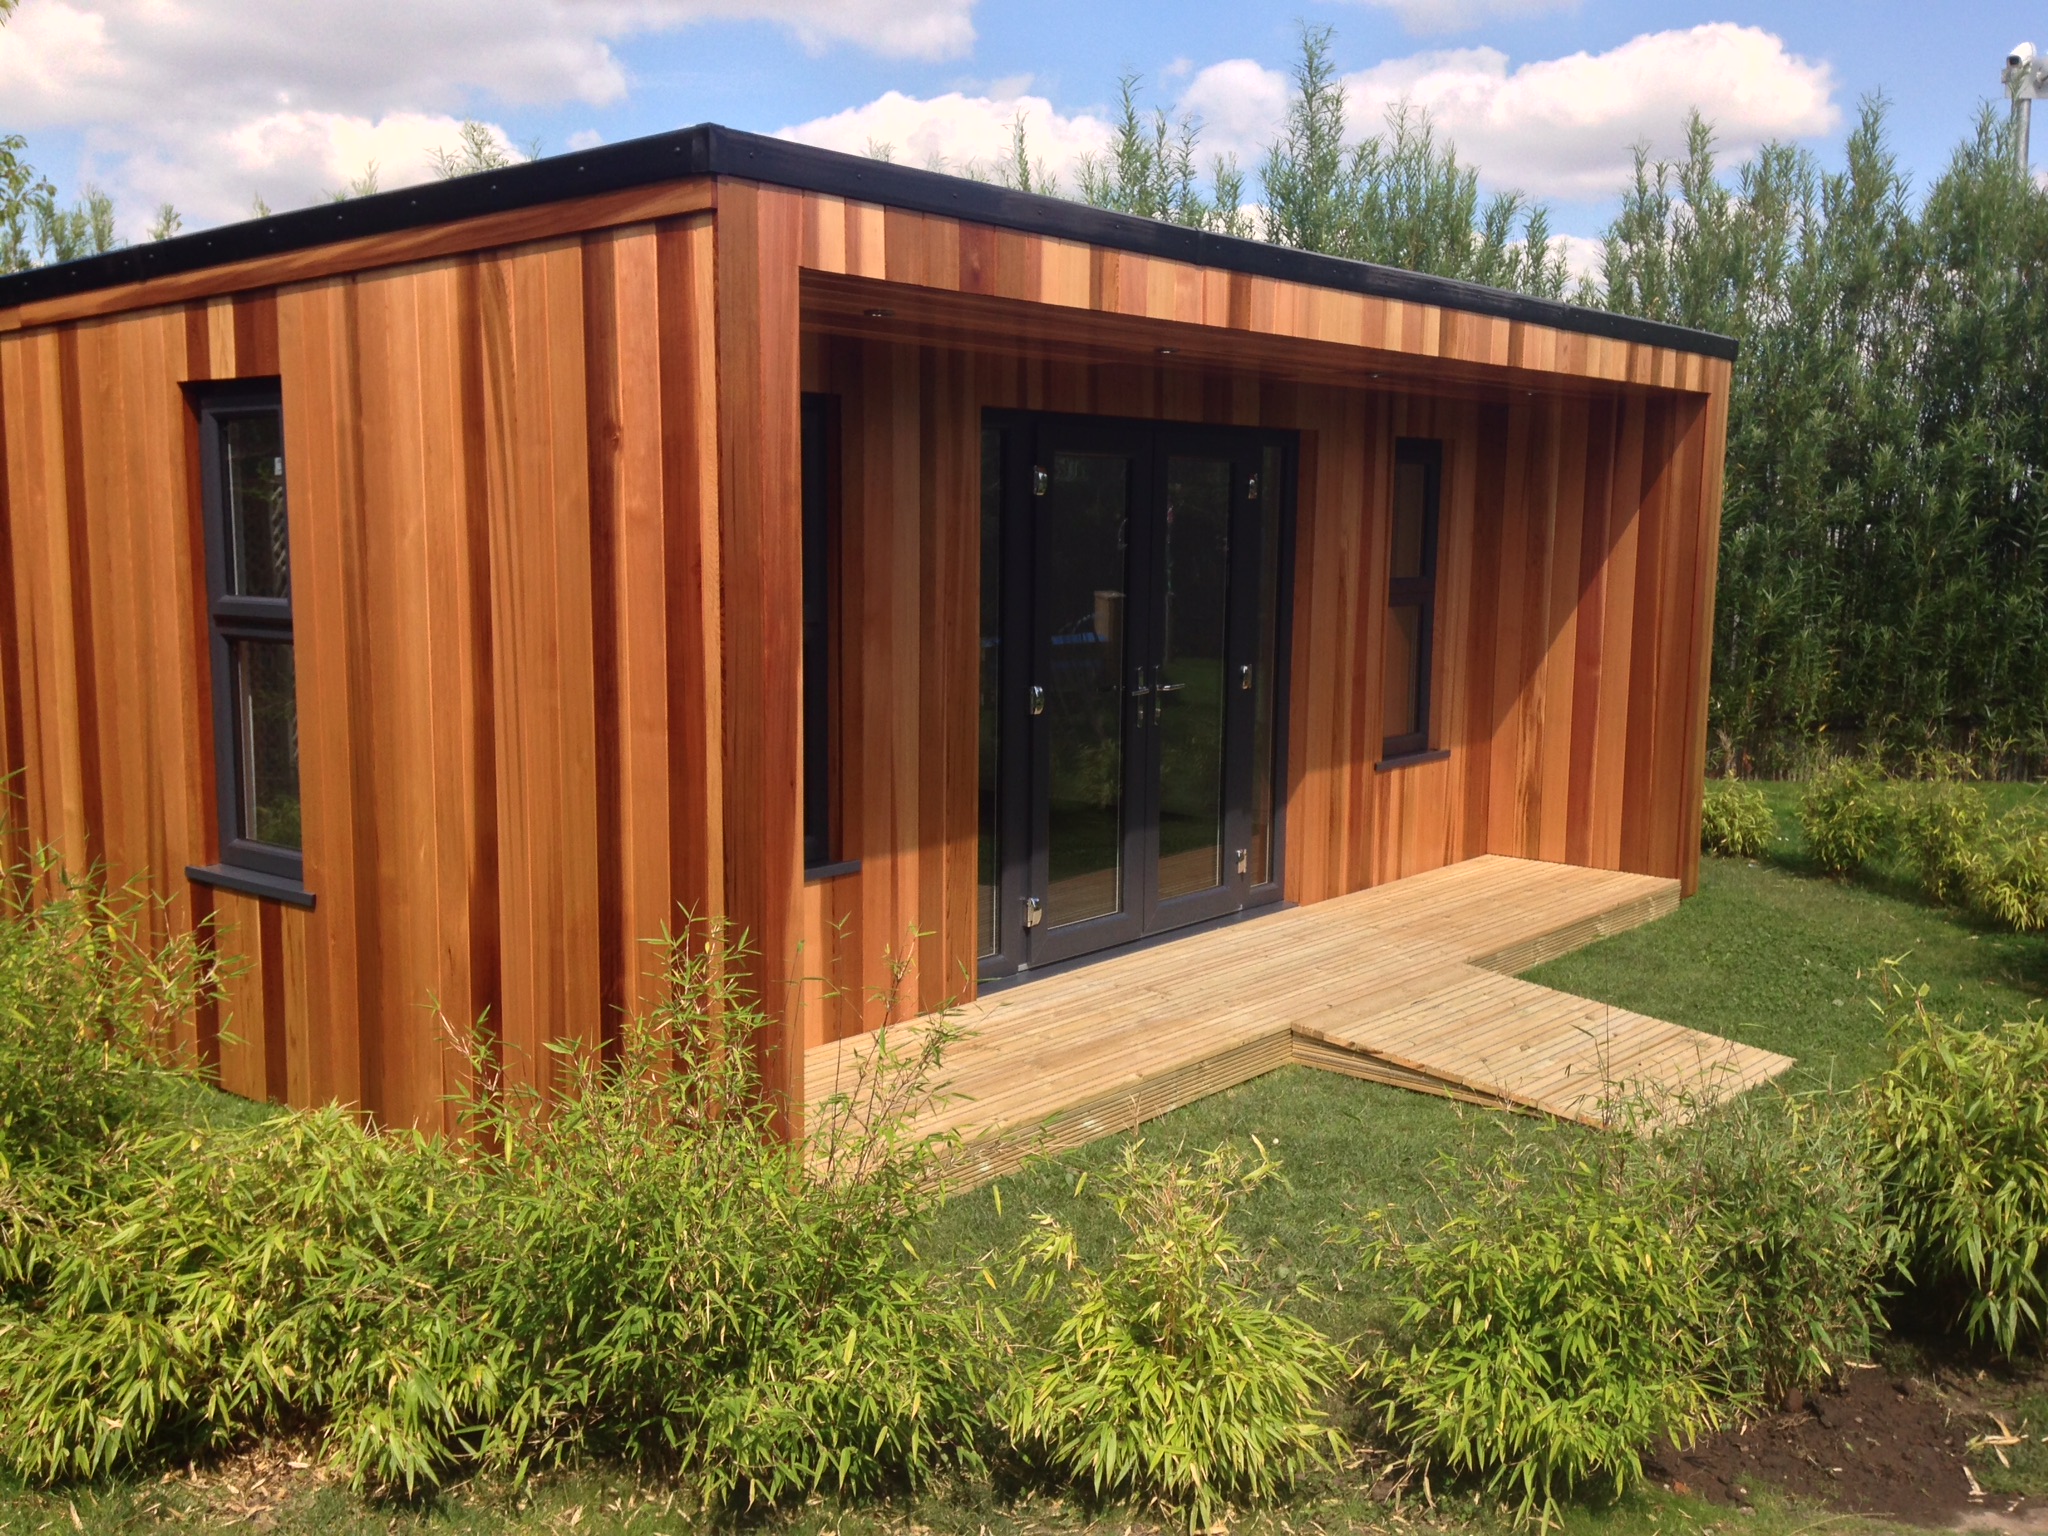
[780,88,1114,185]
[1342,25,1838,200]
[1165,24,1835,207]
[1342,0,1580,38]
[227,111,505,199]
[1174,57,1293,170]
[0,0,976,231]
[794,25,1834,226]
[608,0,974,62]
[1553,232,1603,283]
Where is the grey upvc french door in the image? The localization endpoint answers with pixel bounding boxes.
[977,412,1293,981]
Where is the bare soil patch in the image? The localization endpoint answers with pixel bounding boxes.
[1648,1366,2035,1527]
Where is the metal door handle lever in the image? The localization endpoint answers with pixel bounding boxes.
[1154,682,1186,694]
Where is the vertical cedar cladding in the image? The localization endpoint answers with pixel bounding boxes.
[0,184,1729,1114]
[710,183,806,1135]
[0,218,723,1130]
[796,332,1721,1048]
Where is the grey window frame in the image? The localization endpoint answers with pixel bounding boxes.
[801,392,857,879]
[195,380,305,889]
[1381,438,1441,764]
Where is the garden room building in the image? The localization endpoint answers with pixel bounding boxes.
[0,126,1748,1140]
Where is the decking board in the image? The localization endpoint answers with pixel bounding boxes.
[806,855,1793,1176]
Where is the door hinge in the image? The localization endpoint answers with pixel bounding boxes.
[1024,895,1044,928]
[1236,848,1249,876]
[1029,684,1047,716]
[1247,472,1260,499]
[1033,465,1050,497]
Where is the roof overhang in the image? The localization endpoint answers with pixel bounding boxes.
[0,124,1737,364]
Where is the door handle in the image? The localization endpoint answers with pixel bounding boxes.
[1151,679,1183,724]
[1029,684,1046,716]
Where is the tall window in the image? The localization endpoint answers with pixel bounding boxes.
[1382,439,1441,762]
[198,382,302,885]
[976,424,1002,955]
[800,393,845,873]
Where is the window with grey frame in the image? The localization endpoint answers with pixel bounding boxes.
[196,382,305,890]
[801,391,854,877]
[1381,439,1441,762]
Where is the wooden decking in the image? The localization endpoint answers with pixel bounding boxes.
[804,856,1793,1184]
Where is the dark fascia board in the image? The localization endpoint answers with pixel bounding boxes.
[0,123,1738,362]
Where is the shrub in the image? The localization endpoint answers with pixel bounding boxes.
[1972,819,2048,934]
[1663,1093,1889,1398]
[1355,1130,1737,1528]
[1356,1093,1889,1527]
[1699,779,1773,859]
[0,1106,445,1483]
[1000,1143,1347,1529]
[1799,758,1897,875]
[1791,760,2047,936]
[1896,765,1990,906]
[1864,963,2048,1356]
[0,857,216,1171]
[0,921,992,1505]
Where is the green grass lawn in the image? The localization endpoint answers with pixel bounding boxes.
[924,849,2048,1328]
[7,844,2045,1536]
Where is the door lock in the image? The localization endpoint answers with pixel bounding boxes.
[1024,895,1043,928]
[1029,684,1046,716]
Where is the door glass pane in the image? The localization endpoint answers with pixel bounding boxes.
[222,410,290,599]
[1391,459,1428,581]
[977,428,1002,957]
[1384,603,1422,739]
[1044,452,1130,928]
[1249,446,1283,887]
[1157,456,1230,902]
[232,639,301,849]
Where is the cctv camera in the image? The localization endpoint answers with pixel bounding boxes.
[2008,41,2047,98]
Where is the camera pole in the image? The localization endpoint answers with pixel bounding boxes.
[2006,42,2046,173]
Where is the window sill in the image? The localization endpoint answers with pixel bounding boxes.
[804,858,863,883]
[1375,748,1450,774]
[186,863,317,910]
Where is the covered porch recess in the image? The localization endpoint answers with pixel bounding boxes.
[805,855,1792,1184]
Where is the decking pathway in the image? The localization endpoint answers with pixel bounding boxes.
[804,855,1793,1184]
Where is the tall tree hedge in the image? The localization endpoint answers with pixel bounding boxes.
[1603,103,2048,773]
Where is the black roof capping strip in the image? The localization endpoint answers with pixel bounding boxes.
[0,123,1739,362]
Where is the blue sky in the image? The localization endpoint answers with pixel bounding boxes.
[0,0,2034,262]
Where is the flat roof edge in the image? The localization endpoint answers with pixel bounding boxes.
[0,123,1739,363]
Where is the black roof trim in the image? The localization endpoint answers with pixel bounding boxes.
[0,123,1738,362]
